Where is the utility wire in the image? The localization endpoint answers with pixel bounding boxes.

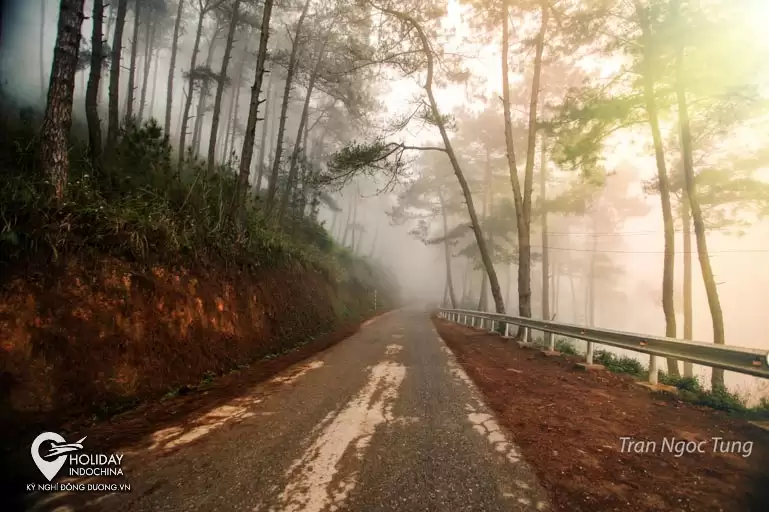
[529,246,769,254]
[544,228,758,236]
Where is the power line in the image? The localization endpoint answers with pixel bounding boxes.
[544,228,757,236]
[531,245,769,254]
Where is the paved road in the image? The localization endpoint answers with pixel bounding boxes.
[30,309,549,512]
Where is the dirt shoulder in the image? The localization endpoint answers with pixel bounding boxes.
[1,310,389,511]
[434,317,769,512]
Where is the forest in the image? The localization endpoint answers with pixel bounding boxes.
[1,0,769,412]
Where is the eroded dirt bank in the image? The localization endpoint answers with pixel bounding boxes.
[0,255,377,426]
[434,317,769,512]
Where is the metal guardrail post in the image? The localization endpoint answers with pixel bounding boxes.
[438,308,769,380]
[649,355,659,385]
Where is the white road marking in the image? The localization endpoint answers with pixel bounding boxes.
[139,360,324,454]
[270,361,406,512]
[385,344,403,355]
[148,401,260,452]
[270,360,324,385]
[468,412,520,464]
[437,333,550,510]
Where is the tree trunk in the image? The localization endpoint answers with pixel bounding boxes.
[588,229,597,327]
[267,95,278,182]
[40,0,86,201]
[208,0,241,173]
[101,1,115,105]
[107,0,128,149]
[227,84,241,162]
[264,0,312,215]
[569,268,578,322]
[672,0,725,390]
[350,188,359,250]
[192,36,218,158]
[637,3,680,377]
[218,90,232,163]
[222,60,239,162]
[520,2,547,328]
[85,0,104,171]
[40,0,47,104]
[505,263,513,310]
[295,122,321,224]
[462,259,471,305]
[380,5,506,314]
[478,148,493,312]
[552,262,560,318]
[540,133,551,346]
[149,45,160,119]
[234,0,275,214]
[223,44,248,163]
[178,8,206,171]
[369,224,379,258]
[682,192,694,377]
[165,0,185,137]
[330,210,339,237]
[125,0,141,123]
[176,82,184,138]
[221,91,234,160]
[341,192,353,247]
[255,75,274,192]
[138,14,155,124]
[276,34,330,225]
[501,0,547,327]
[439,190,458,309]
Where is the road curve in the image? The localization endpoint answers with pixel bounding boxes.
[30,308,550,512]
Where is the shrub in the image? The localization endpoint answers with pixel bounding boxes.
[555,338,578,355]
[658,373,703,393]
[593,350,645,376]
[0,115,398,310]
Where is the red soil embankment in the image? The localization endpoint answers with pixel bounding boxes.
[0,256,349,423]
[434,317,769,512]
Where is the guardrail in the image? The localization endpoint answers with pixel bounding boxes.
[437,308,769,385]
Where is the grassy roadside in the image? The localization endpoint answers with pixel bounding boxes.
[549,337,769,420]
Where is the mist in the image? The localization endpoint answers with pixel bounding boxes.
[3,0,769,403]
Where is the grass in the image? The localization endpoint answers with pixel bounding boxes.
[0,102,401,423]
[555,338,579,356]
[508,330,769,420]
[592,350,646,376]
[0,112,398,309]
[586,348,769,419]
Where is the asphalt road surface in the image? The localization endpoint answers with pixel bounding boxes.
[29,309,550,512]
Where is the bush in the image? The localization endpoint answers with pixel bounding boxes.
[0,116,398,310]
[658,373,703,393]
[593,350,645,376]
[555,338,578,355]
[692,387,747,413]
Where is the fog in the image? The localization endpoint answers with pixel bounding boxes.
[4,0,769,401]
